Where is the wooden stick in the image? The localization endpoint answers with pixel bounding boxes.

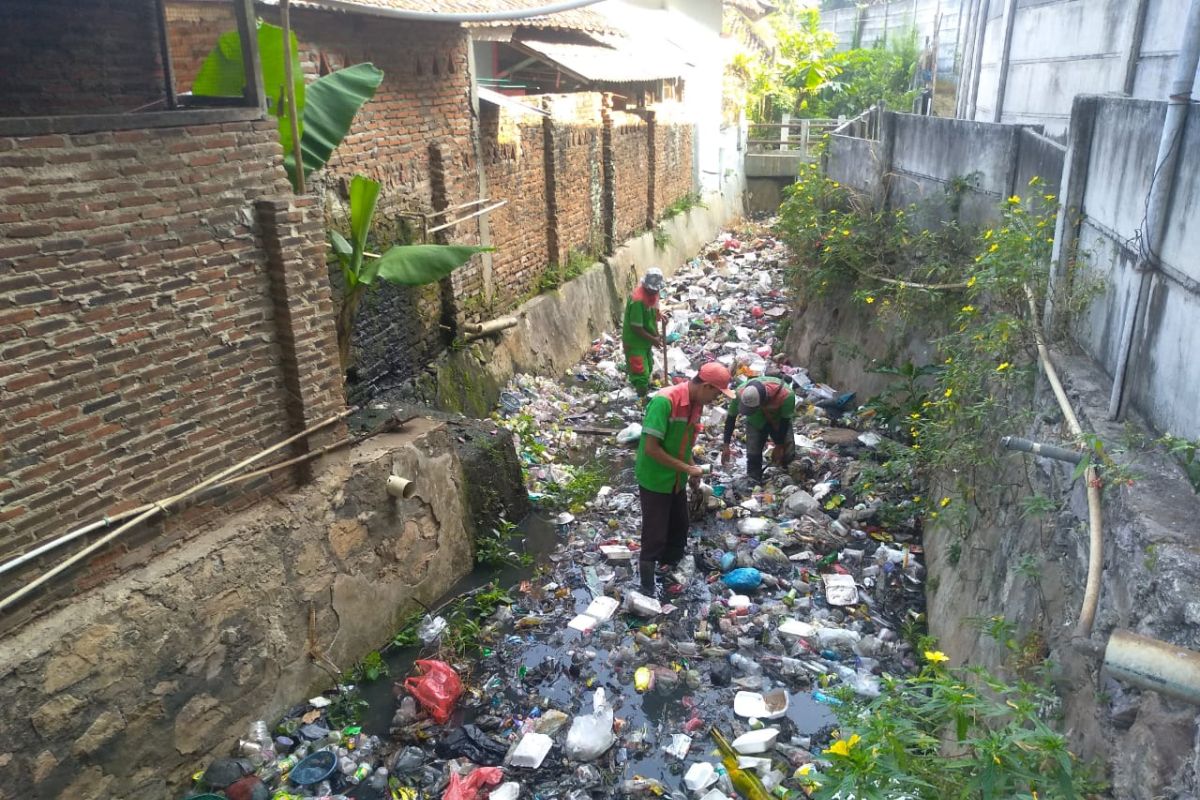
[659,314,670,385]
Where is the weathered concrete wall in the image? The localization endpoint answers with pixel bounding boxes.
[406,191,742,416]
[958,0,1200,137]
[926,352,1200,798]
[824,134,880,197]
[0,417,526,800]
[1070,97,1200,441]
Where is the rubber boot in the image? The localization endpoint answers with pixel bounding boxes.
[639,559,657,595]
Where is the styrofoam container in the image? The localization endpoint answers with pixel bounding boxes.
[777,619,816,640]
[737,755,773,773]
[567,614,597,633]
[728,594,751,610]
[684,761,718,792]
[822,573,858,606]
[731,727,779,754]
[699,789,733,800]
[584,595,619,621]
[600,545,633,561]
[733,689,789,720]
[508,732,553,769]
[490,783,521,800]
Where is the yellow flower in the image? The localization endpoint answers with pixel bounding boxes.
[865,296,875,304]
[831,181,840,187]
[909,412,921,419]
[798,764,813,775]
[967,275,977,287]
[939,496,951,508]
[1044,194,1056,202]
[996,362,1011,372]
[944,388,953,398]
[1007,195,1021,204]
[824,734,861,757]
[988,243,999,253]
[924,650,950,664]
[929,511,938,519]
[993,754,1001,765]
[983,229,993,240]
[961,305,976,313]
[842,229,850,236]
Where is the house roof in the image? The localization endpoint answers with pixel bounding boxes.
[516,31,691,84]
[265,0,615,33]
[723,0,776,20]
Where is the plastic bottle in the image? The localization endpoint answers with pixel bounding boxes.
[366,767,389,792]
[730,653,763,675]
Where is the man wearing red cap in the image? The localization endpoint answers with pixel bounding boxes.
[634,362,734,595]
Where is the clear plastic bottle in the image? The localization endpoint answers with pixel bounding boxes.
[730,652,763,675]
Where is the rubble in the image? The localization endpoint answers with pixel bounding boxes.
[184,225,927,800]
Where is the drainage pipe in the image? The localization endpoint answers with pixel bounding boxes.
[1024,286,1104,640]
[1104,629,1200,705]
[0,407,355,614]
[1000,435,1084,464]
[1108,0,1200,420]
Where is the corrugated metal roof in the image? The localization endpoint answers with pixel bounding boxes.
[263,0,615,33]
[517,32,691,84]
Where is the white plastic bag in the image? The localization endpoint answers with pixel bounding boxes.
[564,689,615,761]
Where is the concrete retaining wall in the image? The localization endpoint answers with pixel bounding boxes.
[824,134,880,197]
[0,418,527,799]
[407,188,743,416]
[1069,97,1200,441]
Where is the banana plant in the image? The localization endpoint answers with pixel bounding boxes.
[192,21,383,191]
[330,175,491,370]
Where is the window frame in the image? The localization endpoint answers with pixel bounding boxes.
[0,0,266,138]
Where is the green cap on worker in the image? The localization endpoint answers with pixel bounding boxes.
[642,267,664,292]
[698,362,735,398]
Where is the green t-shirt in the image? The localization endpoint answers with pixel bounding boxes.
[622,286,659,351]
[636,382,700,494]
[728,376,795,431]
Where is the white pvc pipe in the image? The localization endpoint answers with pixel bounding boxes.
[1108,0,1200,420]
[279,0,610,23]
[1104,628,1200,705]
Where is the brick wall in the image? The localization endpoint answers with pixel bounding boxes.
[1,0,165,117]
[164,0,237,92]
[0,121,343,628]
[483,120,549,306]
[610,115,651,242]
[551,123,604,263]
[654,121,695,218]
[274,9,484,400]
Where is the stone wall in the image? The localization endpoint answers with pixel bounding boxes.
[163,0,236,91]
[0,122,343,629]
[610,115,652,242]
[0,417,527,800]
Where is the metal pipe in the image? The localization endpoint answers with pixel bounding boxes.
[0,407,355,614]
[1104,628,1200,705]
[426,200,507,234]
[1108,0,1200,420]
[276,0,609,23]
[1001,435,1084,464]
[1025,285,1104,639]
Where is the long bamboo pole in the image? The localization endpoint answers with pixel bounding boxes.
[0,408,354,614]
[280,0,306,194]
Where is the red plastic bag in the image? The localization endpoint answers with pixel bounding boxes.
[403,659,463,724]
[441,766,504,800]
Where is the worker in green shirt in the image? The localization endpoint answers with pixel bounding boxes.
[721,376,796,484]
[622,268,665,397]
[636,362,734,595]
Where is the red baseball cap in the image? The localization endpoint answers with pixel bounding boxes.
[697,362,735,399]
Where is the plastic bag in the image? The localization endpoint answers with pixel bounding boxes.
[751,543,791,576]
[721,567,763,592]
[616,423,642,445]
[434,724,509,765]
[441,766,504,800]
[564,689,615,761]
[404,660,463,724]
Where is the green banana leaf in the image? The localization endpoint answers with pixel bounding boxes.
[372,244,492,286]
[285,63,384,189]
[347,175,381,287]
[191,22,304,123]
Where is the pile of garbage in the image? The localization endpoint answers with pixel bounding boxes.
[186,225,928,800]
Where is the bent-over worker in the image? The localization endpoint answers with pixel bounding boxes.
[721,376,796,484]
